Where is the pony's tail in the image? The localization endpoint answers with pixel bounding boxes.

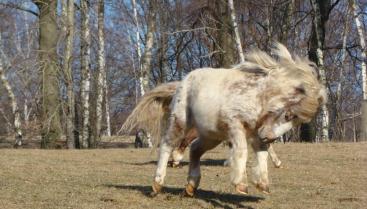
[118,82,179,146]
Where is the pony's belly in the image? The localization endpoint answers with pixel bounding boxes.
[192,107,227,140]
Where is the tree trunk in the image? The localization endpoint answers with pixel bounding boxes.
[131,0,144,96]
[80,0,91,148]
[104,76,111,136]
[137,0,157,148]
[93,0,106,146]
[302,0,331,142]
[351,0,367,141]
[336,6,350,140]
[34,0,62,148]
[213,0,236,68]
[24,98,31,127]
[62,0,75,149]
[279,0,294,45]
[265,0,273,51]
[0,35,22,147]
[228,0,245,63]
[141,0,156,92]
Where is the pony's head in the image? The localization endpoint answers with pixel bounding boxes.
[245,43,327,142]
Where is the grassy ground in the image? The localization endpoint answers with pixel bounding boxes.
[0,142,366,209]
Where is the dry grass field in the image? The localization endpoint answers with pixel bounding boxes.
[0,142,366,209]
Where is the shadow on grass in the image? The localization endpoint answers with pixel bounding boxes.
[105,184,264,209]
[126,158,226,167]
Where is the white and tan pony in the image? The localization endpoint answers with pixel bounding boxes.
[120,82,283,168]
[121,43,326,196]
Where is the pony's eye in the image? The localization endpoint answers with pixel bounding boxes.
[285,113,297,121]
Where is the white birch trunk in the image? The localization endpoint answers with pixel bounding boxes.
[228,0,245,63]
[351,0,367,100]
[0,61,23,146]
[24,98,31,126]
[351,0,367,140]
[0,33,22,146]
[310,0,329,142]
[336,8,349,100]
[63,0,75,149]
[80,0,91,148]
[138,1,156,148]
[0,108,13,132]
[140,0,155,93]
[104,75,111,136]
[96,0,105,143]
[131,0,144,97]
[334,7,350,139]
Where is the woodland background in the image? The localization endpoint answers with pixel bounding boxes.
[0,0,366,149]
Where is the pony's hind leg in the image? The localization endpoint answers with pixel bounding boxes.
[152,115,187,195]
[251,139,270,194]
[184,137,221,197]
[153,82,189,195]
[152,141,173,194]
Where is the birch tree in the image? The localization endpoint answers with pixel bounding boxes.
[140,0,156,92]
[62,0,75,149]
[94,0,106,146]
[34,0,62,148]
[104,74,111,137]
[0,35,22,147]
[132,0,144,96]
[228,0,245,63]
[134,0,157,147]
[309,0,330,142]
[80,0,91,148]
[335,5,350,139]
[351,0,367,140]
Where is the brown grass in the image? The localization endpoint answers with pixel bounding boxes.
[0,142,366,209]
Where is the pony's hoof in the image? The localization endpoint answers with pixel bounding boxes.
[172,163,182,168]
[223,160,231,167]
[149,191,159,198]
[182,184,196,197]
[152,181,162,195]
[235,183,249,195]
[255,182,270,194]
[274,161,283,168]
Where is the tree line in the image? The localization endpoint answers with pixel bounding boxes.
[0,0,366,149]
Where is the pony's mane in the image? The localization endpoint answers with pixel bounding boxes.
[234,43,327,122]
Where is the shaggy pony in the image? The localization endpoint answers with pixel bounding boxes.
[121,43,326,196]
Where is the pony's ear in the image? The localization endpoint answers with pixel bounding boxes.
[272,42,295,65]
[233,62,269,76]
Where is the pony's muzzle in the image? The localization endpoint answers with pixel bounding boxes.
[257,127,278,143]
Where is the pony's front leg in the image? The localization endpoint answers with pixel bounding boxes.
[251,139,270,194]
[268,144,282,168]
[229,124,249,195]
